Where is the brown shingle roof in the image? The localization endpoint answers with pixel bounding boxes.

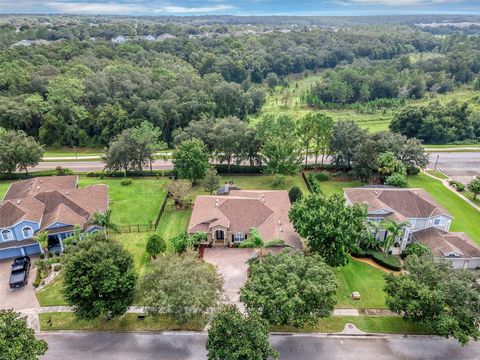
[3,176,78,200]
[344,188,451,220]
[0,198,45,227]
[188,190,302,249]
[413,227,480,258]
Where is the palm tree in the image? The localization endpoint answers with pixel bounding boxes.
[35,231,49,255]
[239,228,286,261]
[89,208,119,237]
[380,219,410,256]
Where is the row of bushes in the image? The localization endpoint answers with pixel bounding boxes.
[449,180,465,192]
[85,170,174,178]
[351,248,403,271]
[302,163,337,171]
[0,167,73,180]
[214,164,266,174]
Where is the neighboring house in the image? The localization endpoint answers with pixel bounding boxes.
[111,35,127,44]
[344,187,480,269]
[188,190,302,249]
[142,35,156,41]
[0,176,108,260]
[157,33,176,41]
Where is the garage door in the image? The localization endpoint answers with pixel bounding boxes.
[24,244,41,256]
[0,247,23,260]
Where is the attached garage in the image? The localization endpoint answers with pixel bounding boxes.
[0,247,23,260]
[24,243,41,256]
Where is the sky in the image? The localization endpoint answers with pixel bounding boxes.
[1,0,480,16]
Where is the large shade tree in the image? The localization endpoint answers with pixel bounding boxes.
[172,138,209,184]
[0,310,48,360]
[62,238,137,320]
[289,193,369,267]
[139,250,223,323]
[385,254,480,345]
[0,128,44,174]
[206,305,278,360]
[240,251,337,327]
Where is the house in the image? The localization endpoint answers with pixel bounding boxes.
[111,35,127,44]
[188,190,302,249]
[0,176,108,260]
[344,187,480,269]
[157,33,177,41]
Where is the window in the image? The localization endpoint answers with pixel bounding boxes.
[433,218,446,226]
[1,229,14,241]
[233,233,245,243]
[22,226,33,238]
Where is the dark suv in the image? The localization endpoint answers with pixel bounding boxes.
[9,256,31,289]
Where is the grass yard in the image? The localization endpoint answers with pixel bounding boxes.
[36,275,65,307]
[272,316,430,334]
[157,210,192,251]
[425,170,449,180]
[220,174,309,193]
[315,179,363,195]
[43,147,104,157]
[0,180,12,199]
[39,312,206,332]
[78,177,168,226]
[333,259,388,309]
[408,173,480,245]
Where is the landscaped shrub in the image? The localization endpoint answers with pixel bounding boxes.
[406,166,420,175]
[288,186,303,203]
[385,173,408,188]
[54,250,61,257]
[53,264,62,272]
[314,171,330,181]
[121,178,133,186]
[351,249,402,271]
[401,242,431,259]
[146,234,166,259]
[449,180,465,192]
[272,175,286,189]
[55,166,73,176]
[34,260,52,287]
[302,163,336,171]
[214,164,265,174]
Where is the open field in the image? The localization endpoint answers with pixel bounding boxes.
[250,72,480,137]
[39,312,206,332]
[43,147,104,157]
[408,173,480,245]
[79,177,168,226]
[333,259,388,309]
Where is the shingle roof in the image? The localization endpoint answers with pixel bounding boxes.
[188,190,302,249]
[0,176,108,232]
[3,176,78,201]
[413,227,480,258]
[344,188,451,220]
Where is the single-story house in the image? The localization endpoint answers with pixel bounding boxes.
[0,176,108,260]
[344,186,480,270]
[188,190,302,250]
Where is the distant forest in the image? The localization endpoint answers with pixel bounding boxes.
[1,15,480,146]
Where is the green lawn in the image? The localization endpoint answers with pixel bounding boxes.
[425,170,449,180]
[39,312,206,332]
[315,179,363,195]
[0,181,12,199]
[78,177,168,226]
[333,259,388,309]
[408,173,480,245]
[272,316,430,334]
[43,147,104,157]
[157,210,192,251]
[36,275,65,307]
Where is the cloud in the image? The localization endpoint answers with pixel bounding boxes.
[339,0,461,5]
[153,4,235,13]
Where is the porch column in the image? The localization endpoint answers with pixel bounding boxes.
[400,228,410,252]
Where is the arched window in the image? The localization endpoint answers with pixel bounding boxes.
[1,229,14,241]
[22,226,34,238]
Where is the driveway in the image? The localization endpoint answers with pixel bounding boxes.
[0,258,39,310]
[203,248,256,305]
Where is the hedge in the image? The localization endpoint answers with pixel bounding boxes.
[0,168,74,180]
[449,180,465,192]
[351,248,403,271]
[214,164,266,174]
[302,163,337,171]
[86,170,174,178]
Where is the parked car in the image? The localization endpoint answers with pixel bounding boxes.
[9,256,31,289]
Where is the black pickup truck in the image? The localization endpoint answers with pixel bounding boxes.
[9,256,31,289]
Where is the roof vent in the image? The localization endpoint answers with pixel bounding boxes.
[215,198,219,207]
[278,219,282,225]
[16,200,21,204]
[39,179,43,183]
[261,194,265,202]
[36,186,41,190]
[66,191,69,195]
[374,191,378,195]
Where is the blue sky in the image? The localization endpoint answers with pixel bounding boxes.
[1,0,479,16]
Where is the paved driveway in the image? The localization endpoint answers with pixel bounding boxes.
[203,248,256,305]
[0,258,39,310]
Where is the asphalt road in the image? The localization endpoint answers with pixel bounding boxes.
[427,151,480,184]
[38,332,480,360]
[30,160,174,173]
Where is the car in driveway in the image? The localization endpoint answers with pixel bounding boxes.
[9,256,31,289]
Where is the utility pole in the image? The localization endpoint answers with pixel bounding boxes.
[434,155,439,172]
[73,145,78,160]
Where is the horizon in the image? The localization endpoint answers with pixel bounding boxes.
[1,1,480,17]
